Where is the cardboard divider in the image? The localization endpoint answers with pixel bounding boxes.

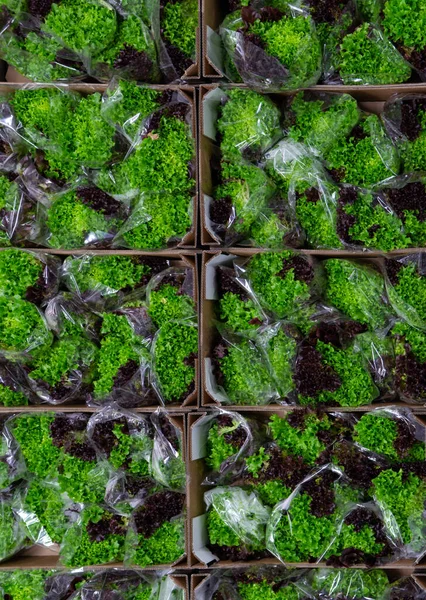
[187,409,426,569]
[200,248,426,411]
[0,411,189,569]
[0,248,199,410]
[198,83,426,248]
[0,81,198,249]
[191,572,426,599]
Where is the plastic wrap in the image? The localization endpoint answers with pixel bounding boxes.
[384,254,426,330]
[336,185,407,252]
[0,248,60,304]
[0,419,26,490]
[325,23,411,85]
[391,320,426,403]
[0,172,29,247]
[309,568,391,600]
[61,253,168,304]
[151,411,185,491]
[87,405,153,478]
[216,89,281,163]
[353,408,426,464]
[0,295,53,358]
[206,486,270,554]
[376,174,426,247]
[0,488,29,562]
[325,114,400,188]
[382,94,426,172]
[294,319,379,408]
[284,91,360,158]
[219,3,322,92]
[105,471,158,514]
[210,332,280,406]
[0,358,33,406]
[216,264,267,334]
[44,293,100,340]
[33,183,130,250]
[125,489,186,567]
[203,410,258,485]
[159,0,198,79]
[60,504,128,567]
[0,18,85,83]
[239,251,319,320]
[323,259,392,331]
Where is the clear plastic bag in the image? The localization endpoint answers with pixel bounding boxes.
[87,404,153,478]
[0,172,29,247]
[0,248,61,305]
[0,419,27,490]
[325,23,411,85]
[323,258,392,331]
[284,91,360,158]
[33,182,130,250]
[216,88,281,163]
[382,94,426,173]
[219,3,322,92]
[105,471,158,514]
[0,358,33,407]
[203,410,257,485]
[151,410,186,491]
[384,254,426,330]
[0,488,30,562]
[309,567,390,600]
[391,320,426,403]
[294,318,379,408]
[44,292,100,340]
[205,486,270,549]
[336,185,408,252]
[125,489,186,567]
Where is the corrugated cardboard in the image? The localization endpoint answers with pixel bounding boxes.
[0,81,198,249]
[199,83,426,247]
[200,249,426,411]
[0,412,188,569]
[191,572,426,599]
[0,248,199,411]
[188,410,426,569]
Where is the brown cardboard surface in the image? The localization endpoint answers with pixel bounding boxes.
[188,410,426,569]
[191,572,426,599]
[200,249,426,411]
[0,81,198,249]
[198,83,426,247]
[0,248,199,410]
[0,411,189,570]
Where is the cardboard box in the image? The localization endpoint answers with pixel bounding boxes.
[199,83,426,248]
[0,411,188,570]
[188,409,426,569]
[0,249,199,411]
[200,249,426,411]
[191,572,426,599]
[0,81,198,249]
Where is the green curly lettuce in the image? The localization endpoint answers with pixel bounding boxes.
[336,23,411,85]
[383,0,426,55]
[0,296,52,354]
[247,251,312,318]
[148,284,195,328]
[0,501,28,561]
[287,92,359,156]
[162,0,198,59]
[154,320,197,403]
[326,114,400,186]
[0,383,28,407]
[219,292,263,333]
[324,259,391,330]
[0,569,52,600]
[42,0,117,54]
[216,89,281,162]
[46,190,122,249]
[108,422,152,475]
[0,250,43,298]
[372,468,426,549]
[11,413,61,478]
[311,568,389,600]
[24,480,68,544]
[387,262,426,328]
[128,517,185,567]
[237,580,301,600]
[206,419,242,472]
